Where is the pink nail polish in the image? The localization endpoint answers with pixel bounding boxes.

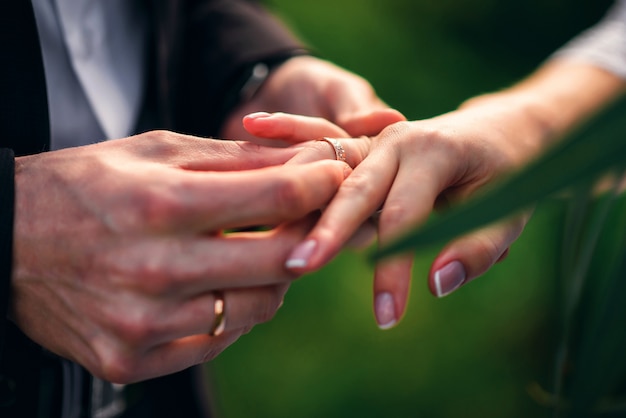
[433,261,466,298]
[375,292,397,330]
[285,239,317,269]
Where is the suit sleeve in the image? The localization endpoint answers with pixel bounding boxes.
[174,0,309,136]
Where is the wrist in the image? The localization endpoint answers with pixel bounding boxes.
[457,92,557,165]
[461,61,626,155]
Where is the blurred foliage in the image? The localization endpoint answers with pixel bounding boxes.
[263,0,613,118]
[559,190,626,417]
[208,1,621,417]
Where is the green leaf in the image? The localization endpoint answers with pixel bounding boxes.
[553,179,625,417]
[565,202,626,417]
[372,96,626,261]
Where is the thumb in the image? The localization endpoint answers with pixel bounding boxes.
[338,108,406,137]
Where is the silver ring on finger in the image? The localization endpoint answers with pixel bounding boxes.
[318,137,347,162]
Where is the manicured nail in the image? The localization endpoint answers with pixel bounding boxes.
[285,239,317,269]
[245,112,272,120]
[433,260,466,298]
[375,292,397,330]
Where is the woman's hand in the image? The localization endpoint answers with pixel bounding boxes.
[244,109,538,329]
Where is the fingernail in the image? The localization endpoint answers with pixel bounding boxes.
[245,112,272,120]
[433,261,466,298]
[285,239,317,269]
[375,292,397,330]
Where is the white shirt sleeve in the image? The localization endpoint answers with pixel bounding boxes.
[550,0,626,79]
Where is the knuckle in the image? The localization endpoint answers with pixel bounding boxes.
[137,131,183,159]
[464,220,527,277]
[340,172,377,197]
[90,345,140,384]
[379,121,465,159]
[378,121,414,142]
[108,309,159,347]
[271,177,308,217]
[98,355,138,384]
[133,188,182,232]
[465,235,504,277]
[102,252,174,296]
[379,204,415,232]
[135,269,172,296]
[148,129,171,141]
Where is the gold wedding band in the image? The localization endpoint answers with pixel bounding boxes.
[319,137,346,162]
[209,291,226,337]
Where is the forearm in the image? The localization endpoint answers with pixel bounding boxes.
[459,60,625,164]
[461,0,626,158]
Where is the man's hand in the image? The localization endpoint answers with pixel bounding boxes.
[221,55,405,142]
[10,131,349,383]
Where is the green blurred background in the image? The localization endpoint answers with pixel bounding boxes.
[208,1,614,417]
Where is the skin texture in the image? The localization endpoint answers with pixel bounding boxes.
[221,56,406,143]
[11,131,351,383]
[243,60,626,329]
[8,55,400,383]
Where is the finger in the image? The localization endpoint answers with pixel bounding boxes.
[118,132,299,171]
[374,149,460,329]
[195,160,348,230]
[373,255,413,329]
[284,148,400,272]
[326,79,387,120]
[112,284,289,349]
[339,109,407,137]
[178,139,302,171]
[370,160,447,328]
[100,330,243,383]
[243,112,349,142]
[106,217,320,294]
[145,159,350,233]
[345,221,377,249]
[427,214,530,298]
[286,137,369,168]
[196,284,288,333]
[285,135,449,273]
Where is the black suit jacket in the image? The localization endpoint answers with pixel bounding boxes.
[1,0,306,154]
[0,1,305,416]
